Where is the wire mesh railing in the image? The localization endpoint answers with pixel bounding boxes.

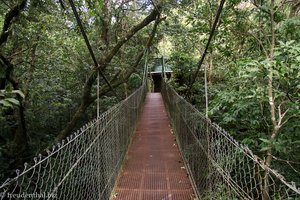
[161,82,300,200]
[0,84,147,200]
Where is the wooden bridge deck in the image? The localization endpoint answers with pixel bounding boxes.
[111,93,195,200]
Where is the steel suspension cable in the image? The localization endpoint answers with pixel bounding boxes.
[187,0,226,96]
[67,0,117,98]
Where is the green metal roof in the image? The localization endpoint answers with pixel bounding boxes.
[151,65,172,74]
[150,58,173,74]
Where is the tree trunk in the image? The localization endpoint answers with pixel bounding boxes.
[8,100,28,157]
[0,54,29,159]
[8,76,29,159]
[100,0,110,46]
[0,1,29,167]
[262,1,276,199]
[0,0,27,46]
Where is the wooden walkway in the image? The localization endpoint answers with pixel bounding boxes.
[112,93,195,200]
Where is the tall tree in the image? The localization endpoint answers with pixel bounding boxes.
[0,0,28,160]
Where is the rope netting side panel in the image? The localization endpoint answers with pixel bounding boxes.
[161,82,300,200]
[0,84,147,200]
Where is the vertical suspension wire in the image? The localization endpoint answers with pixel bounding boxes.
[161,56,164,80]
[142,48,149,85]
[96,69,100,195]
[204,64,208,118]
[204,62,211,193]
[162,56,166,82]
[97,70,100,119]
[146,51,149,88]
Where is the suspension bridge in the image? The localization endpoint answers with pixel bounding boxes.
[0,81,299,200]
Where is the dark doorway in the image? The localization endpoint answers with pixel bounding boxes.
[152,74,162,92]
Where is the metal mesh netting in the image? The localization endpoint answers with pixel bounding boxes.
[161,82,300,200]
[0,84,146,200]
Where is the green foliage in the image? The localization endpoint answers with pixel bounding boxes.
[163,0,300,186]
[0,90,25,107]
